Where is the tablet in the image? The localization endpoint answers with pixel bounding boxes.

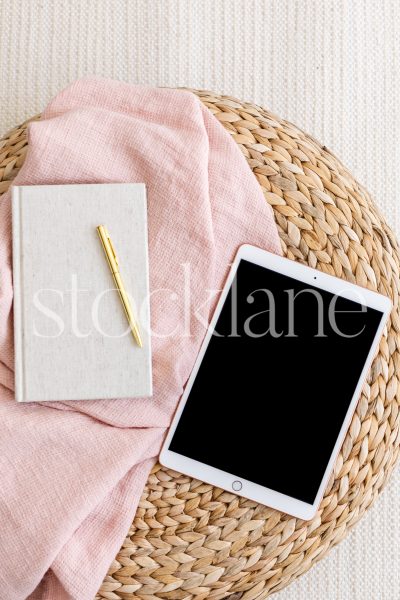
[160,244,391,519]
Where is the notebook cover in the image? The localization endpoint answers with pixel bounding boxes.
[12,183,152,402]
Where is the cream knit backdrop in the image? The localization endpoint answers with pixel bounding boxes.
[1,1,399,598]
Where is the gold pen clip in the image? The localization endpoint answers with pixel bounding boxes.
[106,231,119,267]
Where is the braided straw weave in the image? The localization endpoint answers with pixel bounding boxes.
[1,90,399,600]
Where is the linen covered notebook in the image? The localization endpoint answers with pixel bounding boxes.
[12,183,152,402]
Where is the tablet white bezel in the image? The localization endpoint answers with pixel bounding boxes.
[160,244,392,520]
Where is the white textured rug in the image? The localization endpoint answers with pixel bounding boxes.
[0,1,399,598]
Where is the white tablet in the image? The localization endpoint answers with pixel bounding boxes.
[160,244,391,520]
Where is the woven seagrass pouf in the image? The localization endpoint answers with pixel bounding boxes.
[1,90,399,600]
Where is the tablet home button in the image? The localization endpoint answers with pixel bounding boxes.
[232,480,242,492]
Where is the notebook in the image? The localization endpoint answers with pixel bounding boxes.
[12,183,152,402]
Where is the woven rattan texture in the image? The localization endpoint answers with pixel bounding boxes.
[1,90,399,600]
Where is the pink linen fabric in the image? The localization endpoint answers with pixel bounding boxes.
[0,78,281,599]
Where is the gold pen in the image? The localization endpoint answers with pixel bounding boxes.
[96,225,143,348]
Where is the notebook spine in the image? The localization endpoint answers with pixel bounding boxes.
[12,186,24,401]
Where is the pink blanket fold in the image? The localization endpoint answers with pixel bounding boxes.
[0,78,281,599]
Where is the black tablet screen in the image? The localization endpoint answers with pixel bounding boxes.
[168,259,384,504]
